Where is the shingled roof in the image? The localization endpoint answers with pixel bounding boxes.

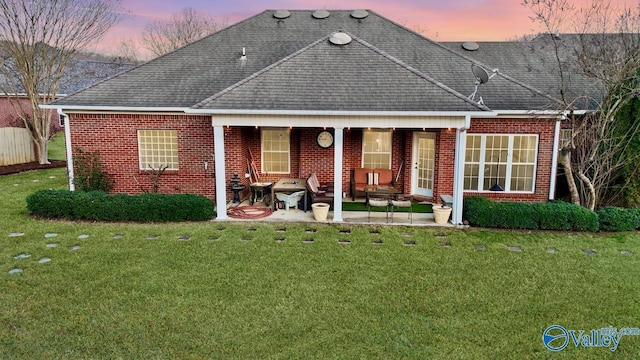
[50,9,597,112]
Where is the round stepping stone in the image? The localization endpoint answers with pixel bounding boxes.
[402,233,413,237]
[49,176,56,179]
[113,234,124,239]
[303,238,314,243]
[338,239,351,244]
[208,236,220,241]
[45,243,59,248]
[475,244,486,250]
[584,249,597,255]
[241,237,252,241]
[403,240,417,246]
[178,236,191,241]
[439,241,452,247]
[14,253,31,259]
[32,179,39,182]
[44,233,58,238]
[8,232,25,237]
[38,257,51,264]
[275,237,285,243]
[305,229,316,233]
[8,268,23,274]
[508,245,523,252]
[546,248,557,253]
[69,245,81,251]
[77,234,90,239]
[435,233,447,238]
[372,239,383,245]
[339,229,351,234]
[276,228,287,233]
[13,184,19,187]
[146,235,158,240]
[621,250,633,255]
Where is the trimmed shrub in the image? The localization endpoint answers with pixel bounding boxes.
[596,206,640,232]
[27,190,215,222]
[463,197,599,232]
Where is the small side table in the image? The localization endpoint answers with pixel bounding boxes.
[250,182,273,205]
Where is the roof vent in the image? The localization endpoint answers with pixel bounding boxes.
[350,10,369,19]
[273,10,291,19]
[329,32,352,45]
[312,10,330,19]
[462,42,480,51]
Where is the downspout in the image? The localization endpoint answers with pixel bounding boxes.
[57,108,74,191]
[452,115,471,225]
[549,115,563,200]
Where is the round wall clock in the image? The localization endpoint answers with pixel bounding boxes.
[316,130,334,148]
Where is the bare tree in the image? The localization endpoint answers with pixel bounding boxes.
[0,0,121,164]
[141,7,227,57]
[113,37,142,63]
[523,0,640,209]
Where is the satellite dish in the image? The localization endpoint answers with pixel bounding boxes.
[329,32,352,45]
[273,10,291,19]
[351,10,369,19]
[313,10,330,19]
[472,64,490,84]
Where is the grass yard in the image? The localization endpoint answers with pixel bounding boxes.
[47,132,66,161]
[1,168,640,359]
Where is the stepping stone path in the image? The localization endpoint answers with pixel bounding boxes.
[621,250,633,255]
[303,238,314,243]
[44,233,58,238]
[547,248,558,253]
[275,237,285,243]
[178,236,191,241]
[440,241,452,247]
[8,232,25,237]
[508,245,523,252]
[372,239,383,245]
[69,245,81,251]
[38,257,51,264]
[32,179,39,182]
[146,235,158,240]
[338,239,351,244]
[584,249,597,255]
[113,234,124,239]
[276,228,286,233]
[14,253,31,259]
[45,243,59,248]
[305,229,316,233]
[475,244,486,250]
[49,176,56,179]
[8,268,23,274]
[403,240,417,246]
[77,234,90,239]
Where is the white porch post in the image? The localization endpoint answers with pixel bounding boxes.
[452,116,470,225]
[58,109,74,191]
[213,125,228,220]
[332,127,344,222]
[549,118,562,200]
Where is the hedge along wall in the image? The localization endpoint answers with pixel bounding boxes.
[68,113,215,199]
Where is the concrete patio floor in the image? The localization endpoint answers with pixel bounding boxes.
[222,198,459,227]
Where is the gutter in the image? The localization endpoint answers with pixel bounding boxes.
[57,108,75,192]
[549,114,565,200]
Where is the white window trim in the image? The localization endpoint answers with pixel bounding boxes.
[261,127,290,174]
[464,134,538,193]
[361,129,392,169]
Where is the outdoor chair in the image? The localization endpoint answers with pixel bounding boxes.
[306,173,334,205]
[390,194,413,223]
[368,194,390,223]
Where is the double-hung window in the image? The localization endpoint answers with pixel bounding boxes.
[261,128,290,173]
[137,130,179,170]
[464,134,538,192]
[362,129,392,169]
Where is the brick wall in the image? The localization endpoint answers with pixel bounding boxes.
[464,117,556,202]
[69,113,215,199]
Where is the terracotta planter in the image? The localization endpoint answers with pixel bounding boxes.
[311,202,330,221]
[432,206,452,224]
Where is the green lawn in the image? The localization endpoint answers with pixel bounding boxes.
[2,168,640,359]
[47,132,66,161]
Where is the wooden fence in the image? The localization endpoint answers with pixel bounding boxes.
[0,127,36,166]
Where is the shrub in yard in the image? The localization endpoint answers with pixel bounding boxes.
[73,149,114,193]
[463,197,599,232]
[596,206,640,232]
[27,190,214,222]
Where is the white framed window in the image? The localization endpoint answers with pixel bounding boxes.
[261,128,290,173]
[362,129,392,169]
[137,130,178,170]
[464,134,538,192]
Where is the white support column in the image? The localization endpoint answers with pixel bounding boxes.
[549,118,562,200]
[58,109,74,191]
[332,127,344,222]
[452,116,470,225]
[213,125,228,220]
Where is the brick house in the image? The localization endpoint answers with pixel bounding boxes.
[44,10,596,223]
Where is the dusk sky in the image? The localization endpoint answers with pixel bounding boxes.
[93,0,636,57]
